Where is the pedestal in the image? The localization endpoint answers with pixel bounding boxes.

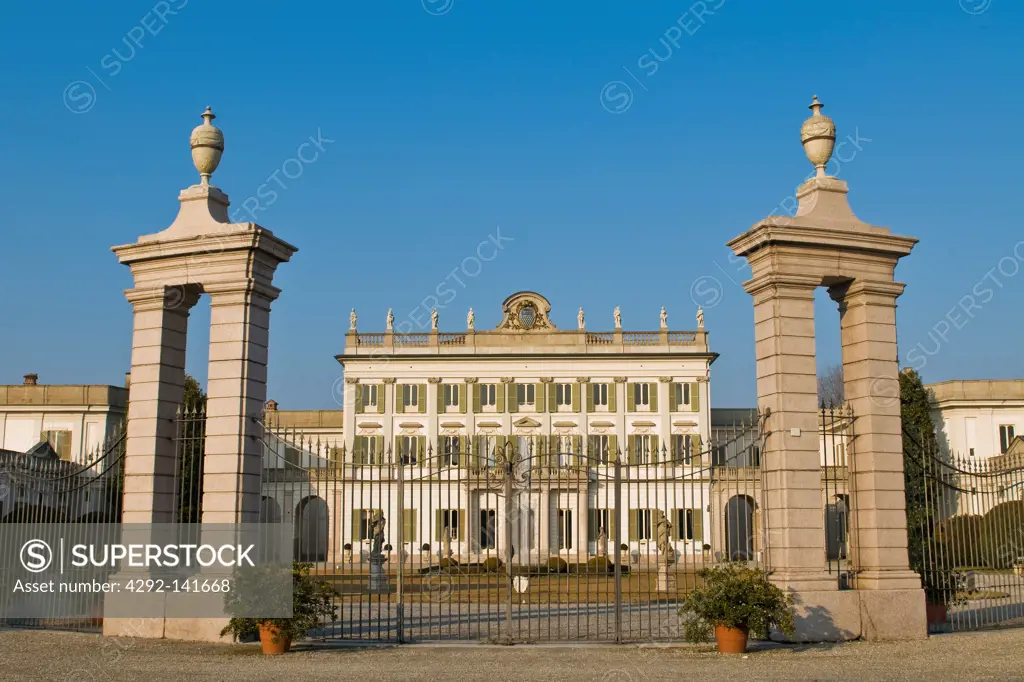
[657,560,676,592]
[368,555,389,593]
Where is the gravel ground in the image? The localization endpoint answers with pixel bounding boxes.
[1,628,1023,681]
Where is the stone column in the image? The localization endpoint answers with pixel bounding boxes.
[201,283,278,524]
[830,280,921,591]
[121,285,200,523]
[747,275,835,592]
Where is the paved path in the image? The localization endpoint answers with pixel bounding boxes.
[1,628,1023,681]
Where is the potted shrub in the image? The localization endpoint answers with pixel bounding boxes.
[680,563,794,654]
[343,543,353,563]
[221,562,338,655]
[702,543,711,556]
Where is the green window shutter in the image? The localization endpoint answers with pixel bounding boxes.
[396,384,405,414]
[692,509,704,543]
[690,434,703,466]
[417,435,427,462]
[626,384,636,412]
[508,382,518,413]
[588,509,598,541]
[608,434,618,461]
[608,384,617,412]
[572,383,581,412]
[458,510,466,541]
[669,384,678,412]
[418,384,427,413]
[691,382,700,412]
[586,384,595,412]
[651,435,659,464]
[497,383,506,412]
[377,386,386,414]
[353,509,363,540]
[548,383,557,413]
[610,509,618,541]
[352,437,364,465]
[472,385,481,413]
[403,509,417,542]
[572,435,582,466]
[354,386,364,414]
[671,509,681,540]
[650,383,658,412]
[460,383,468,414]
[536,383,546,412]
[435,510,443,542]
[627,435,636,465]
[437,383,445,412]
[628,510,639,541]
[375,436,385,463]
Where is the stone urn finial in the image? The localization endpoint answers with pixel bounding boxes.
[800,95,836,179]
[190,106,224,186]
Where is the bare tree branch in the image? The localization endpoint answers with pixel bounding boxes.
[817,363,845,408]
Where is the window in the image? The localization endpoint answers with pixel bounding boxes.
[556,383,572,407]
[557,509,573,550]
[444,384,460,409]
[672,434,692,465]
[357,509,381,541]
[676,509,695,541]
[443,436,460,467]
[360,384,378,409]
[634,383,650,407]
[674,383,690,407]
[517,383,535,407]
[634,434,652,465]
[590,434,611,464]
[554,436,574,467]
[399,435,419,465]
[476,434,499,467]
[592,383,609,407]
[999,425,1016,454]
[285,446,301,467]
[480,384,497,407]
[437,509,461,540]
[41,430,72,461]
[402,384,419,409]
[590,509,610,541]
[354,436,381,465]
[479,509,496,549]
[632,509,654,540]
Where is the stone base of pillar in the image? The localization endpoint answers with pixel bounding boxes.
[779,588,927,642]
[164,617,232,642]
[102,617,166,639]
[368,555,389,593]
[858,588,927,641]
[657,561,676,592]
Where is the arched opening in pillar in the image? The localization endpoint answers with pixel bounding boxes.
[295,495,329,561]
[814,287,845,410]
[725,494,756,561]
[260,495,282,523]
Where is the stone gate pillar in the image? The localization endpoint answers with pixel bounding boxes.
[106,108,296,640]
[728,97,925,641]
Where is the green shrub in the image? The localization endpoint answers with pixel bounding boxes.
[934,515,984,568]
[546,556,569,573]
[482,557,504,573]
[439,558,460,571]
[981,502,1024,569]
[679,563,794,641]
[586,557,613,574]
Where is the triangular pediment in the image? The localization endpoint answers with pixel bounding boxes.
[513,417,542,428]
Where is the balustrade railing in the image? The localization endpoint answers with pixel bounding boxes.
[622,331,660,346]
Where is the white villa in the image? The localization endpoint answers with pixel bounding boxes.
[928,379,1024,460]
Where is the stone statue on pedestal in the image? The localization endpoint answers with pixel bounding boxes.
[386,308,394,331]
[696,306,704,329]
[613,306,622,330]
[370,513,387,558]
[467,307,475,331]
[431,307,439,331]
[578,307,585,330]
[349,308,357,332]
[597,526,607,558]
[442,529,452,559]
[656,514,673,562]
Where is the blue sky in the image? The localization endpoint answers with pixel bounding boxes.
[1,0,1021,410]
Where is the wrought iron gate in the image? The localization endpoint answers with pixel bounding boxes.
[911,430,1024,632]
[260,411,767,643]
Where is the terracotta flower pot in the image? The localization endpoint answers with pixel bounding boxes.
[258,623,292,655]
[926,602,947,626]
[714,625,749,654]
